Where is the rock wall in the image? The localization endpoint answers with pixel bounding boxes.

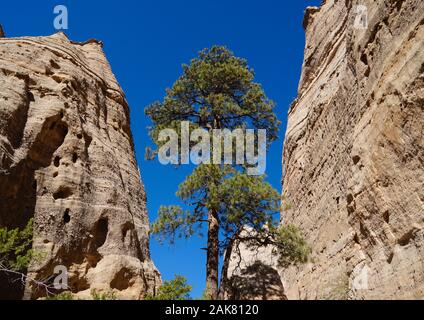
[0,32,160,299]
[281,0,424,299]
[221,228,287,300]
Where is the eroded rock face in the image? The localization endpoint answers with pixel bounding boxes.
[221,229,287,300]
[0,32,160,299]
[281,0,424,299]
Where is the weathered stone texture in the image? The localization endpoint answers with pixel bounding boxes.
[221,228,287,300]
[0,32,160,299]
[281,0,424,299]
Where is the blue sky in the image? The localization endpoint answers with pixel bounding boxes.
[1,0,321,298]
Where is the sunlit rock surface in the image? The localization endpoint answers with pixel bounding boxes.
[281,0,424,299]
[0,32,160,299]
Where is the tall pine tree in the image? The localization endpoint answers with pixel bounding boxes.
[146,46,308,299]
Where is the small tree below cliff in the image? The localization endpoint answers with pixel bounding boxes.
[145,275,192,300]
[0,219,60,298]
[0,219,34,273]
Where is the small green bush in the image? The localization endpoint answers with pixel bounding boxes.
[274,225,311,268]
[46,290,118,300]
[145,275,192,300]
[46,292,75,300]
[91,289,117,300]
[0,219,35,271]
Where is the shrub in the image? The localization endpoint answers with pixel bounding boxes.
[0,219,34,272]
[274,225,311,268]
[145,275,192,300]
[46,292,75,300]
[90,289,117,300]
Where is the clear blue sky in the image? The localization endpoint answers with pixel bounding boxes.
[1,0,321,298]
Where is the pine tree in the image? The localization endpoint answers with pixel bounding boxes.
[146,46,307,299]
[0,218,34,272]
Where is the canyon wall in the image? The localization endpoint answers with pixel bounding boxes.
[221,228,287,300]
[281,0,424,299]
[0,32,160,299]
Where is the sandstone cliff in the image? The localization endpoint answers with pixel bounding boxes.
[281,0,424,299]
[223,0,424,300]
[0,32,160,299]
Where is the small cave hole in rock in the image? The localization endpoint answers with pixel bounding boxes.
[353,233,360,244]
[27,91,35,102]
[383,211,390,223]
[121,222,133,244]
[53,172,58,178]
[53,186,73,200]
[69,277,90,292]
[49,59,60,69]
[360,53,368,65]
[364,66,371,77]
[84,133,93,150]
[93,218,108,249]
[53,156,61,167]
[398,229,415,246]
[72,153,78,163]
[347,194,354,205]
[359,222,368,237]
[352,155,361,165]
[77,133,83,139]
[63,209,71,224]
[45,67,53,76]
[110,267,133,291]
[387,251,394,264]
[86,254,101,269]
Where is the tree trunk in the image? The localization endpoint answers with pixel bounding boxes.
[218,237,235,299]
[206,208,219,300]
[218,229,241,299]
